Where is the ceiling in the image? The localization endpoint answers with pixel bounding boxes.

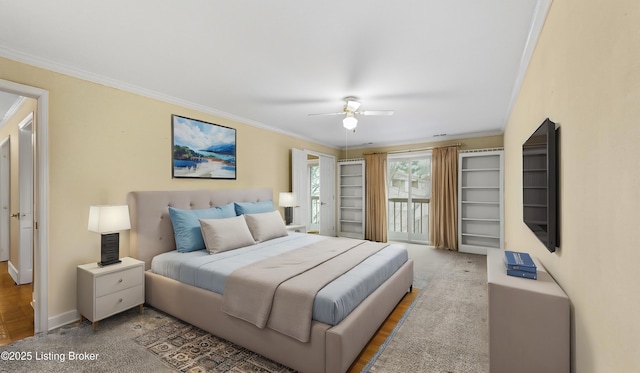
[0,1,549,148]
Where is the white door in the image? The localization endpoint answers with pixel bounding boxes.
[0,137,9,262]
[291,148,308,227]
[319,155,335,236]
[17,113,33,285]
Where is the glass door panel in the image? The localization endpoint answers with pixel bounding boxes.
[387,154,431,243]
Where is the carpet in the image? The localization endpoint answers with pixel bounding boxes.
[363,245,489,373]
[0,245,488,373]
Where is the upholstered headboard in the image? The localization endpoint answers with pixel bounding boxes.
[128,188,273,269]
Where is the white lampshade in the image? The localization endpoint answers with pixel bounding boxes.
[343,113,358,130]
[278,192,297,207]
[88,205,131,233]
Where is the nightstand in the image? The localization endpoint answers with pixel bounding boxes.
[285,224,307,233]
[77,256,144,331]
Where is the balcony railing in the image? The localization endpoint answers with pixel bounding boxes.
[310,195,320,224]
[388,197,429,236]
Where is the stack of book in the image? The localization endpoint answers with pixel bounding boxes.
[504,251,537,280]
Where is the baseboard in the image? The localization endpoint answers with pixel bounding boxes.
[459,245,489,255]
[8,260,19,284]
[48,309,80,331]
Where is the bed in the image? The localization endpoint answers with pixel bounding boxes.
[128,188,414,373]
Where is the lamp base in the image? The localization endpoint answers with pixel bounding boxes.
[284,206,293,225]
[98,233,121,267]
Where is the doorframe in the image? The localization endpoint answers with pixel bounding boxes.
[0,136,10,262]
[0,78,49,333]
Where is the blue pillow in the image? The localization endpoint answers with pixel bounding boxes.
[234,200,275,215]
[168,203,236,252]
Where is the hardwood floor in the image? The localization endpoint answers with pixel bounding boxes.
[347,288,419,372]
[0,261,34,346]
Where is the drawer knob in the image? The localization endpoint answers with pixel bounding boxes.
[118,278,123,283]
[118,298,123,303]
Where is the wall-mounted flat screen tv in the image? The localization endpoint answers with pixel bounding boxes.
[523,118,559,252]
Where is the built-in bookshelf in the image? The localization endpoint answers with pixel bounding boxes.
[338,159,365,239]
[458,149,504,254]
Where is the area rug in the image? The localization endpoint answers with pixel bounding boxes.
[133,313,294,372]
[0,306,292,373]
[363,248,488,373]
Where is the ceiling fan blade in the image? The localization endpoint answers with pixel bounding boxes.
[359,110,395,116]
[308,112,345,116]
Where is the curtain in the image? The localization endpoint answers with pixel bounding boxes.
[429,146,459,250]
[364,153,388,242]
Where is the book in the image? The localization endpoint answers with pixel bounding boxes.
[507,268,538,280]
[504,251,537,273]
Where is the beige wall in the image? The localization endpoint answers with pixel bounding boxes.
[0,56,339,319]
[503,0,640,372]
[341,134,503,159]
[0,98,37,272]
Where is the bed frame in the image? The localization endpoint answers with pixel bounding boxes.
[128,188,414,373]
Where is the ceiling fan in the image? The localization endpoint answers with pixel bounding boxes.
[308,97,394,130]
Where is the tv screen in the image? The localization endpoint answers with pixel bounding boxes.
[523,118,558,252]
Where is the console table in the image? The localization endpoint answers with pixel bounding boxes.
[487,249,570,373]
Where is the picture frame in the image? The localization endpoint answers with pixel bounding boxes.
[171,114,237,179]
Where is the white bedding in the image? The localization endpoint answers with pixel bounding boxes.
[150,233,408,326]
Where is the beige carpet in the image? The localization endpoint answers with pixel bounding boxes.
[0,244,488,373]
[364,244,489,373]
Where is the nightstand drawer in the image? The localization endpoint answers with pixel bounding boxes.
[95,285,144,320]
[95,266,143,297]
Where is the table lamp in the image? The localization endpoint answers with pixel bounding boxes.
[278,192,296,225]
[88,205,131,267]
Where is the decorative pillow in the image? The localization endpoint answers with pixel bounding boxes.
[199,216,256,253]
[234,200,275,215]
[244,210,288,242]
[168,203,236,252]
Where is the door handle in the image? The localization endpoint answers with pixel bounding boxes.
[10,212,19,219]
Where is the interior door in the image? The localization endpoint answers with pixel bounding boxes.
[0,137,9,262]
[319,155,335,236]
[291,148,336,235]
[291,148,308,227]
[17,113,33,285]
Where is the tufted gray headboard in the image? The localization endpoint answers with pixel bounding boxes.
[128,188,273,269]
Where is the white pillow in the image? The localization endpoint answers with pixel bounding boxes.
[244,210,288,242]
[199,216,255,254]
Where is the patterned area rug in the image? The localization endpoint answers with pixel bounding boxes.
[134,316,295,373]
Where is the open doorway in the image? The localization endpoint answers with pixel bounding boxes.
[0,78,49,335]
[0,100,36,345]
[291,148,336,236]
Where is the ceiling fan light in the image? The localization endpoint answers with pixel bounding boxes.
[343,113,358,130]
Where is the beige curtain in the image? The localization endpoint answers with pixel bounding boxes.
[364,153,388,242]
[429,146,459,250]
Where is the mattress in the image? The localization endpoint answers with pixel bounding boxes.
[150,233,408,326]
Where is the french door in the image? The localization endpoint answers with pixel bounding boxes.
[387,152,431,243]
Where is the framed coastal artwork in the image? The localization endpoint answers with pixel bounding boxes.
[171,115,237,179]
